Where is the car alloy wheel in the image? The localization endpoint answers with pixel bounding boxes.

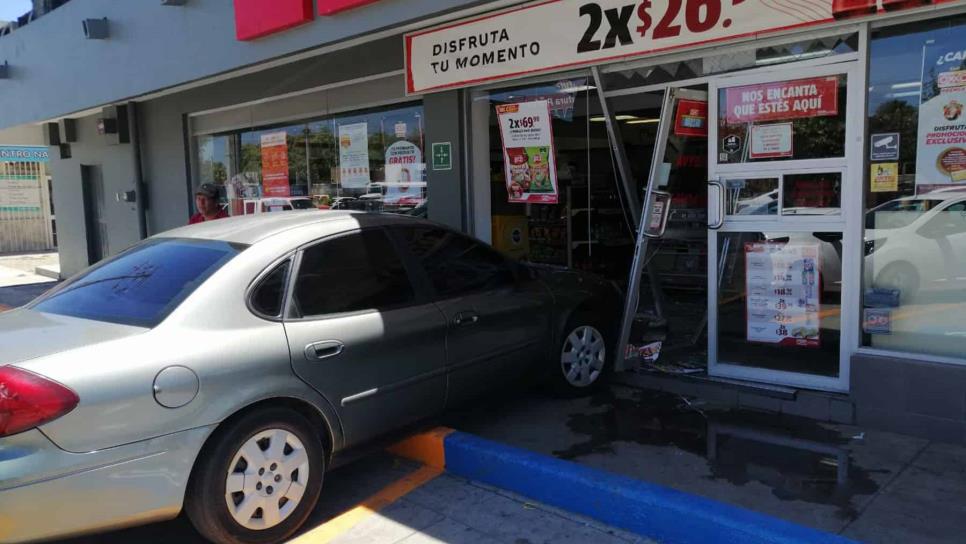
[561,325,606,388]
[225,429,310,531]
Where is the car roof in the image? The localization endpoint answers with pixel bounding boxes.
[156,211,427,245]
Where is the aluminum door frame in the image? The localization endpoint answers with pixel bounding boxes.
[706,60,864,392]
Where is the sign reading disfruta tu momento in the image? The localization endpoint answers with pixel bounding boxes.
[405,0,958,94]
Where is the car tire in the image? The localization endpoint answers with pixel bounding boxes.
[551,313,613,395]
[185,407,325,544]
[876,262,919,303]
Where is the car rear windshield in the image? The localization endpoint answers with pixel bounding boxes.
[290,199,316,210]
[30,238,242,327]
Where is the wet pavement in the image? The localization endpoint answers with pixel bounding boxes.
[445,384,965,543]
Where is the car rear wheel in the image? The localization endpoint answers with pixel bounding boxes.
[186,407,324,544]
[552,315,612,394]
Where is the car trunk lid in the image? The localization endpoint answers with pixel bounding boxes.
[0,308,146,364]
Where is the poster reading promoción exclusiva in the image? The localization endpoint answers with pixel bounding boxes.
[496,100,559,204]
[745,242,821,349]
[338,122,370,189]
[260,131,291,197]
[916,42,966,190]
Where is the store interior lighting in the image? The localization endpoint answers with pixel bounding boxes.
[625,118,661,124]
[558,85,597,93]
[589,115,638,122]
[754,49,831,66]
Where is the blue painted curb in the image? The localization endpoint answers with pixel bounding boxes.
[443,431,857,544]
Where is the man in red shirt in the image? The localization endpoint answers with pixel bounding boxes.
[188,183,229,225]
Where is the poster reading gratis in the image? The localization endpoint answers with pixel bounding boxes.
[916,43,966,189]
[338,122,370,189]
[496,100,559,204]
[260,131,291,197]
[745,242,821,348]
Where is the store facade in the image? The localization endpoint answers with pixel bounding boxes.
[1,0,966,440]
[402,0,966,439]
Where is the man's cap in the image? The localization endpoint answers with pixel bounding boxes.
[195,183,219,199]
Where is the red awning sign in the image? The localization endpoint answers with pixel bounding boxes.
[724,76,839,124]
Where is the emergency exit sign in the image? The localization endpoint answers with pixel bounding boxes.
[432,142,452,171]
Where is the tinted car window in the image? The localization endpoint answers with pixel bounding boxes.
[398,227,516,298]
[294,230,414,316]
[290,199,316,210]
[251,261,290,317]
[31,239,241,327]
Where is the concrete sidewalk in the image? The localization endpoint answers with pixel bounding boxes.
[61,453,649,544]
[0,251,60,309]
[0,252,59,286]
[445,385,966,544]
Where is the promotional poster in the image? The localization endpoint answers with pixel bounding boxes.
[259,131,291,197]
[496,100,560,204]
[338,122,371,188]
[916,41,966,189]
[384,140,425,184]
[745,242,821,348]
[724,76,839,124]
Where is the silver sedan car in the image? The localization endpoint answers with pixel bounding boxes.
[0,212,620,543]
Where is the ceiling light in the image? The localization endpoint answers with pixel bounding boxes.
[558,85,597,93]
[754,50,830,66]
[626,118,661,124]
[891,82,921,89]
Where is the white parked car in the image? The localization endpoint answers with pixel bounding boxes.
[865,192,966,302]
[242,197,318,215]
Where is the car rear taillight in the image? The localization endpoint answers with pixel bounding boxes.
[0,366,79,438]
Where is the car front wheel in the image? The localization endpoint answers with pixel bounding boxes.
[186,407,325,544]
[552,315,612,394]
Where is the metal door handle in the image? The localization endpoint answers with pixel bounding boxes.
[708,180,726,230]
[453,312,480,327]
[304,340,344,361]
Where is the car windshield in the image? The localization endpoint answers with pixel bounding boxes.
[30,238,242,327]
[290,199,315,210]
[865,198,944,230]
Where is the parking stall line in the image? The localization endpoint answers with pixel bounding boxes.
[287,464,441,544]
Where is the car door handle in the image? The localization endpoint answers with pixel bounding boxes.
[453,312,480,327]
[304,340,344,361]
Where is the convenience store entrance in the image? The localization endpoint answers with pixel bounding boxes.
[621,59,859,392]
[705,62,859,392]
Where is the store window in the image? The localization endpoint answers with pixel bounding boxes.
[472,78,633,278]
[195,103,426,217]
[862,16,966,360]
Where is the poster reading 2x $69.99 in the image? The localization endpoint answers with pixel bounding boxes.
[496,100,559,204]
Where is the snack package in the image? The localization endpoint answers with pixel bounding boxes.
[527,147,552,193]
[506,148,531,199]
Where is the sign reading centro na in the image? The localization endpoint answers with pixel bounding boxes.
[405,0,959,94]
